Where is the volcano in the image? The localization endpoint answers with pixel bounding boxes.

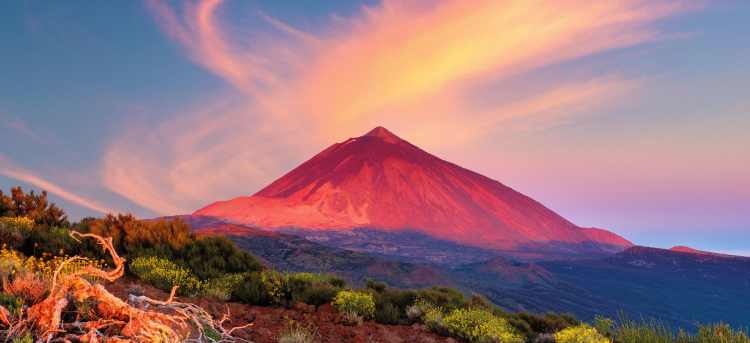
[195,126,631,252]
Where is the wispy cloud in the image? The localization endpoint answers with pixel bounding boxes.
[106,0,692,214]
[0,155,115,215]
[1,114,48,144]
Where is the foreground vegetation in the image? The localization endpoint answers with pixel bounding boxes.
[1,187,747,342]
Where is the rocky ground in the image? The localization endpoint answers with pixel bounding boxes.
[107,278,455,343]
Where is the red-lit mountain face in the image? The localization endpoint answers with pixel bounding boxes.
[195,127,631,251]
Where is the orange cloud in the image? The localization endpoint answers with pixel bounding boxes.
[106,0,690,214]
[0,156,115,214]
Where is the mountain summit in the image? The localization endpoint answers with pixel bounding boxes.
[195,127,631,251]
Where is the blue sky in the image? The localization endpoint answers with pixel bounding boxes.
[1,1,748,255]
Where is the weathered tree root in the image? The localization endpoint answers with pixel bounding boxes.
[0,231,253,342]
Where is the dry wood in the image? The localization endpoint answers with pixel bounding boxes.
[0,231,253,342]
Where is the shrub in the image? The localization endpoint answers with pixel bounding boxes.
[423,305,447,335]
[373,288,417,324]
[233,272,268,305]
[333,290,375,320]
[0,187,67,227]
[0,248,26,279]
[180,236,263,280]
[278,320,318,343]
[233,270,286,306]
[516,312,580,335]
[375,302,402,325]
[415,287,465,311]
[593,316,614,338]
[0,217,32,250]
[292,282,340,307]
[129,256,205,296]
[555,324,610,343]
[365,279,387,293]
[285,272,344,306]
[1,247,105,284]
[442,307,524,343]
[204,273,246,301]
[21,227,78,258]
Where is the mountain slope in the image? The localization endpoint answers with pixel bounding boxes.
[196,126,630,251]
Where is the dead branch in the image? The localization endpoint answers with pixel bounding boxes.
[0,305,10,327]
[0,231,253,342]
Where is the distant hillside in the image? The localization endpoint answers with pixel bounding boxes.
[181,216,750,329]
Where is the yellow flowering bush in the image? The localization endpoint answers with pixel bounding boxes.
[260,270,286,305]
[0,247,104,282]
[442,307,524,343]
[129,256,206,296]
[0,247,26,272]
[0,217,34,248]
[332,290,375,320]
[555,324,611,343]
[0,216,34,230]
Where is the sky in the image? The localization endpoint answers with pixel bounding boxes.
[1,0,748,256]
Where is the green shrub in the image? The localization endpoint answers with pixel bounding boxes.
[232,270,286,306]
[415,287,465,311]
[333,290,375,320]
[233,272,267,305]
[22,226,78,257]
[423,305,447,335]
[593,316,614,338]
[285,272,344,306]
[0,217,32,250]
[365,279,387,293]
[204,273,246,301]
[375,302,402,325]
[442,307,524,343]
[0,187,68,227]
[129,256,205,296]
[555,324,610,343]
[406,298,435,321]
[505,312,579,339]
[180,236,263,280]
[292,283,339,307]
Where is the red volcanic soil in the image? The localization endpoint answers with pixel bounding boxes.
[196,126,631,251]
[108,278,453,343]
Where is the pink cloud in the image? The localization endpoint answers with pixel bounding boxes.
[0,155,115,215]
[105,0,692,214]
[1,114,47,144]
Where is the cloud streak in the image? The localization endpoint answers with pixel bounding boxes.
[105,0,691,214]
[0,155,115,214]
[0,114,48,145]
